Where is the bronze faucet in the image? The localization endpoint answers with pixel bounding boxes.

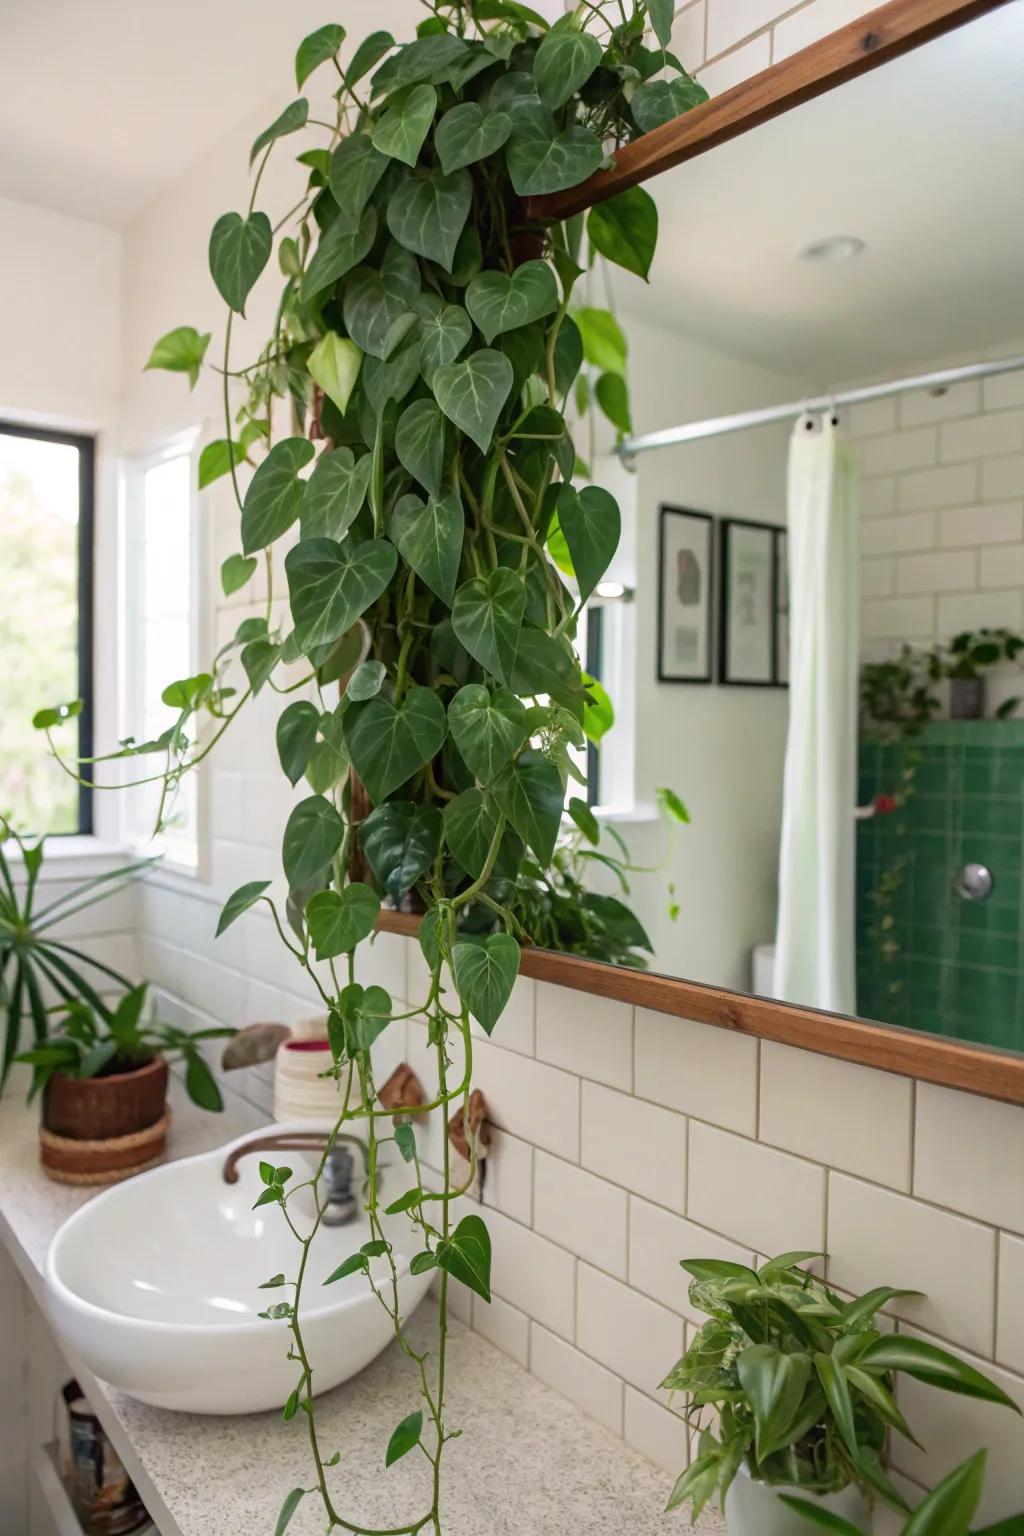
[223,1131,369,1226]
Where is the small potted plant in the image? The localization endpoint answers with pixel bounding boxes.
[0,822,153,1091]
[943,628,1024,720]
[18,985,233,1183]
[782,1449,1020,1535]
[662,1253,1020,1534]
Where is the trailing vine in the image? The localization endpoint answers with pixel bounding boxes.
[36,2,707,1530]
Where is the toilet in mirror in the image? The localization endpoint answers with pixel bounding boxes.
[573,0,1024,1060]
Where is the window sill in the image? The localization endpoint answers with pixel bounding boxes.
[5,835,134,881]
[593,802,660,826]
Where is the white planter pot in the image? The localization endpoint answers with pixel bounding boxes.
[725,1464,872,1536]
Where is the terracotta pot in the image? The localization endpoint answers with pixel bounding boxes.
[43,1055,169,1141]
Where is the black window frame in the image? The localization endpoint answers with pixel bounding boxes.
[1,419,95,836]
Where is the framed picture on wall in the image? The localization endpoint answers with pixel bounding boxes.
[773,527,789,686]
[657,506,713,683]
[719,518,779,686]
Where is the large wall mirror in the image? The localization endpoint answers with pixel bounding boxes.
[462,0,1024,1084]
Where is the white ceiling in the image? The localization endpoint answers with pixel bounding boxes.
[1,0,1021,380]
[614,1,1024,381]
[0,1,422,226]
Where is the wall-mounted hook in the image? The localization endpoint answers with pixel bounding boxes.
[378,1062,426,1119]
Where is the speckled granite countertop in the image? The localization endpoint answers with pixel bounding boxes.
[0,1081,725,1536]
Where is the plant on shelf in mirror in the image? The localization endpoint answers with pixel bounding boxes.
[17,985,230,1113]
[662,1253,1020,1532]
[782,1448,1024,1536]
[942,627,1024,721]
[32,2,704,1529]
[0,822,154,1088]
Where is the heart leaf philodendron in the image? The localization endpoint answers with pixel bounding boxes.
[42,4,708,1533]
[662,1254,1021,1524]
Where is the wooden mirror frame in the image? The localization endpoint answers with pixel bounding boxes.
[379,0,1024,1109]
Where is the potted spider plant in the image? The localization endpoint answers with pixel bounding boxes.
[18,985,233,1183]
[662,1253,1020,1535]
[0,822,152,1086]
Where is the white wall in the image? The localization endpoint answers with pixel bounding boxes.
[611,316,806,990]
[852,351,1024,672]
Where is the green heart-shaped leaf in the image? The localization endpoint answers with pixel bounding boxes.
[362,330,422,415]
[241,437,314,553]
[646,0,674,47]
[556,483,620,603]
[305,882,380,960]
[295,24,344,88]
[250,98,309,164]
[631,75,708,134]
[302,206,377,299]
[443,789,501,879]
[574,306,627,375]
[435,1213,491,1301]
[328,133,389,221]
[300,448,372,541]
[390,489,464,606]
[241,638,280,695]
[506,109,603,197]
[385,1410,423,1469]
[286,535,398,652]
[209,211,272,314]
[492,748,564,865]
[435,102,511,174]
[487,70,541,120]
[387,167,473,272]
[360,801,443,902]
[144,325,211,388]
[587,186,658,282]
[465,260,558,345]
[533,15,602,110]
[277,700,321,785]
[216,880,271,937]
[448,685,527,784]
[282,794,344,887]
[308,333,362,417]
[347,659,386,701]
[375,33,466,92]
[451,568,525,684]
[595,371,631,434]
[415,297,472,385]
[395,399,446,498]
[199,438,244,490]
[432,349,513,454]
[453,932,521,1034]
[347,30,395,87]
[344,684,448,803]
[221,553,257,596]
[371,84,437,167]
[343,247,420,360]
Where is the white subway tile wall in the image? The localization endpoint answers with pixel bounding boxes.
[853,361,1024,646]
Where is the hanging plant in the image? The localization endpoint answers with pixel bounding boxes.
[36,2,705,1529]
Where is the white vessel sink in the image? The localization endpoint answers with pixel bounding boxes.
[44,1124,433,1415]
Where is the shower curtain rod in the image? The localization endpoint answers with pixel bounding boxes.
[617,353,1024,460]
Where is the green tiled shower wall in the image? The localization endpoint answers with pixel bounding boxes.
[857,721,1024,1051]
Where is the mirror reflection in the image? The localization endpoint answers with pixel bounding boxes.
[584,2,1024,1054]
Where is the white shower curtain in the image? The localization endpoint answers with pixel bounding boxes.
[774,415,859,1015]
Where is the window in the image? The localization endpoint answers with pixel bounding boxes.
[572,588,635,811]
[121,436,204,871]
[0,422,94,835]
